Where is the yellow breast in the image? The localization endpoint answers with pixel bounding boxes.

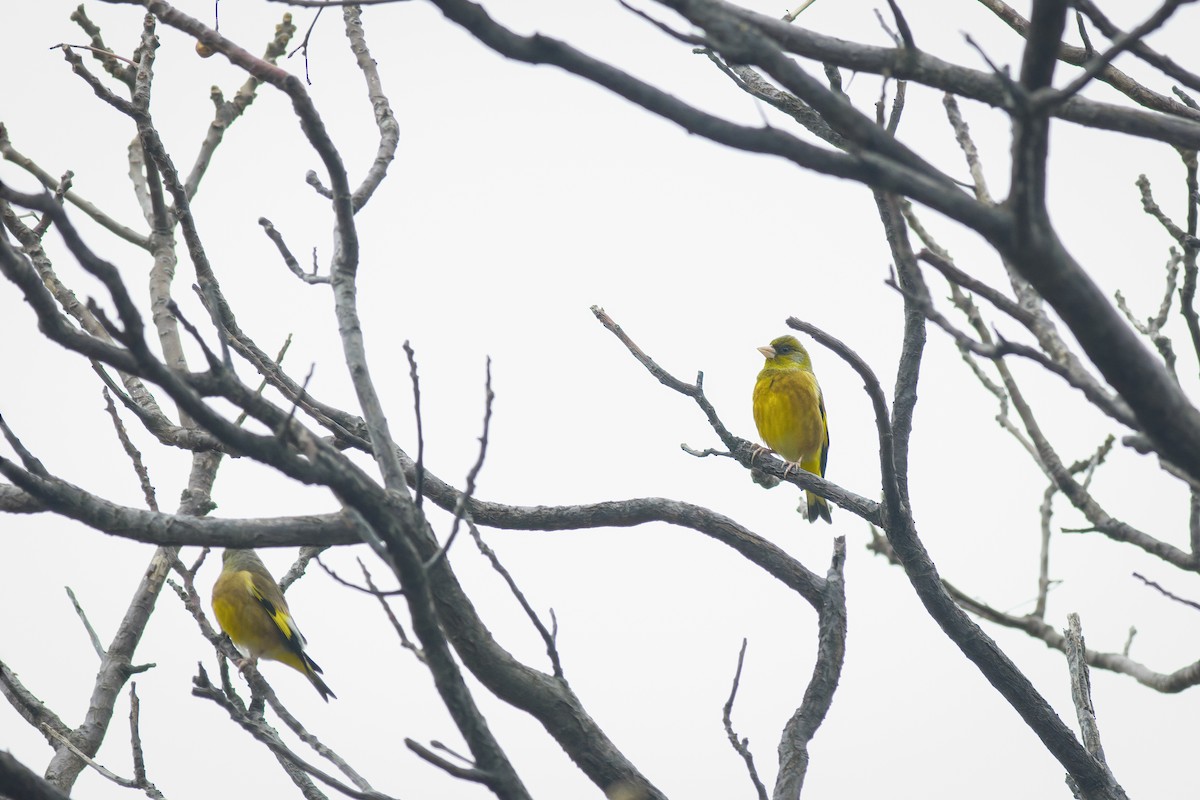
[753,368,824,464]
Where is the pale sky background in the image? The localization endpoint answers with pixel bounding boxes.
[3,1,1199,798]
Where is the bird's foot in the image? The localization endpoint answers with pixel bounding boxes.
[750,444,772,463]
[782,461,802,479]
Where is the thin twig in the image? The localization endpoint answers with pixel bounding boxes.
[404,739,489,783]
[259,217,330,284]
[1132,572,1200,612]
[1122,626,1137,657]
[102,388,158,511]
[287,6,324,85]
[721,638,768,800]
[782,0,818,23]
[65,587,107,659]
[1034,483,1055,619]
[403,341,425,509]
[315,554,402,596]
[0,414,49,476]
[279,545,324,592]
[425,359,494,569]
[50,43,137,66]
[467,520,563,678]
[29,171,74,239]
[128,684,164,799]
[234,335,293,427]
[358,558,424,663]
[43,727,137,790]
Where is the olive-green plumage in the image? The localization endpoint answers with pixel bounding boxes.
[211,548,335,701]
[752,335,832,524]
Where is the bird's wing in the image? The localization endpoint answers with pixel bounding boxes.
[244,572,309,660]
[818,389,829,477]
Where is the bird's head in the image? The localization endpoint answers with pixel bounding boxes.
[222,548,266,572]
[757,335,813,369]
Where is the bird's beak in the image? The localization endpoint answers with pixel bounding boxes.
[757,345,776,359]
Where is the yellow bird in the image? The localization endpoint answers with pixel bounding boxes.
[752,334,832,524]
[211,548,335,701]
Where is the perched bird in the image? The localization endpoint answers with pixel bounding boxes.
[211,548,335,701]
[752,334,832,524]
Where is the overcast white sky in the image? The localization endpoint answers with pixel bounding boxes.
[3,1,1200,798]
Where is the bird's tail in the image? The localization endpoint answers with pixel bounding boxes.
[303,655,336,702]
[803,492,833,524]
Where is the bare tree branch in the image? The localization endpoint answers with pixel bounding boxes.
[773,536,847,800]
